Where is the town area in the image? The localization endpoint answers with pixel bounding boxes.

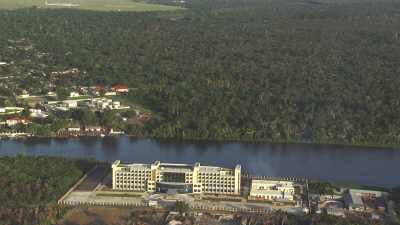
[57,161,399,225]
[0,41,154,139]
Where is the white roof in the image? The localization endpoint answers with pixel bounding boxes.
[199,166,231,173]
[158,163,193,173]
[252,179,294,186]
[125,164,150,169]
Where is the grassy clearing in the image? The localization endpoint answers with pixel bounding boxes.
[0,0,184,12]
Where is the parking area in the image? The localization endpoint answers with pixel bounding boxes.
[75,163,110,191]
[63,191,145,206]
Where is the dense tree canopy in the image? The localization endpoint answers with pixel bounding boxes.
[0,155,95,225]
[1,0,400,146]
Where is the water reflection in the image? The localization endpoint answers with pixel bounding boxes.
[22,137,52,146]
[79,137,99,148]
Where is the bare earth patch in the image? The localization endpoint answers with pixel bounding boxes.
[59,207,167,225]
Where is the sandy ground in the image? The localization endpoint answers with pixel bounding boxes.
[58,207,167,225]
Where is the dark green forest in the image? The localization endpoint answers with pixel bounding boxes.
[0,156,95,225]
[1,0,400,146]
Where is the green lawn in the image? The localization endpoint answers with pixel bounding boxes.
[0,0,184,12]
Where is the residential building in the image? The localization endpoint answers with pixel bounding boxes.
[112,160,241,195]
[105,91,117,96]
[6,117,31,126]
[87,98,130,110]
[29,109,49,118]
[47,92,57,97]
[62,100,78,108]
[85,126,103,132]
[18,93,30,98]
[70,92,80,98]
[112,84,129,93]
[67,127,81,132]
[249,180,295,201]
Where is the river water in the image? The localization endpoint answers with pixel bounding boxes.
[0,137,399,187]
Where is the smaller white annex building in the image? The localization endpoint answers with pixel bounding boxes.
[249,180,295,201]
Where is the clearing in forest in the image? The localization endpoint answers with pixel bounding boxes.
[0,0,184,12]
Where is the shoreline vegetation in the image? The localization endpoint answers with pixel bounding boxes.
[2,134,400,150]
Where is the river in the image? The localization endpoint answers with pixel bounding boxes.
[0,137,399,187]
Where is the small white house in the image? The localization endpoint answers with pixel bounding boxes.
[18,94,30,98]
[67,127,81,132]
[29,109,49,118]
[85,126,102,132]
[70,92,80,98]
[104,91,117,96]
[47,92,57,97]
[62,100,78,108]
[148,200,158,207]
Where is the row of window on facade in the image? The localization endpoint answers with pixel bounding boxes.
[116,185,145,189]
[199,177,235,181]
[116,178,147,181]
[117,171,151,175]
[253,194,291,200]
[204,189,234,193]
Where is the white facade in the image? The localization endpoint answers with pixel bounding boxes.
[29,109,49,118]
[88,98,130,110]
[105,91,117,96]
[62,100,78,108]
[249,180,295,201]
[67,127,81,131]
[112,160,241,195]
[70,92,80,98]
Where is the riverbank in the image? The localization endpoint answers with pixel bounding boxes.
[2,133,400,150]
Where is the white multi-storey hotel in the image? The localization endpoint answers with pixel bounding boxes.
[112,160,241,195]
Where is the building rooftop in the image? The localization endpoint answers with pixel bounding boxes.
[252,179,294,186]
[160,164,193,173]
[199,166,231,173]
[349,189,388,198]
[113,161,151,170]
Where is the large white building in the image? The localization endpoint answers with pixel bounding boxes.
[112,160,241,195]
[249,180,295,201]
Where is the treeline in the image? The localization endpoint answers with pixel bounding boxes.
[1,0,400,146]
[0,155,96,225]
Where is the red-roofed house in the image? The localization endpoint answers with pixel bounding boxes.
[112,84,129,93]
